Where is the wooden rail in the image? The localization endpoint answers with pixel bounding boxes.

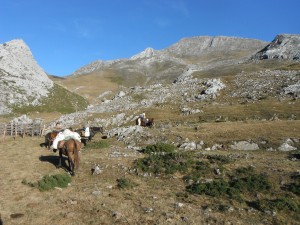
[0,119,44,137]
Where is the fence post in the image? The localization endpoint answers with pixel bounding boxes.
[10,122,13,136]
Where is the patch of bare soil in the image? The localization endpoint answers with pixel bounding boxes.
[0,133,299,225]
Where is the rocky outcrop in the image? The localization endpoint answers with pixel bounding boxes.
[251,34,300,60]
[231,70,300,101]
[0,39,53,114]
[165,36,268,57]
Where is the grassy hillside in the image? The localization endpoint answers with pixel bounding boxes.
[12,83,88,115]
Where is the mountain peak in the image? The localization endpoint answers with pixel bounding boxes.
[131,47,155,60]
[0,39,53,114]
[252,33,300,60]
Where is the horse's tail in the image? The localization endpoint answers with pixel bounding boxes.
[74,139,80,171]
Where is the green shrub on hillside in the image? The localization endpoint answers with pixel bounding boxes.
[252,197,300,212]
[12,83,88,114]
[186,167,271,200]
[142,142,175,154]
[22,173,72,191]
[134,150,193,176]
[37,173,72,191]
[116,178,138,189]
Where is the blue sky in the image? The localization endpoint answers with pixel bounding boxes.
[1,0,299,76]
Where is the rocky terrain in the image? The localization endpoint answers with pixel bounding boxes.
[72,36,268,84]
[0,39,53,114]
[251,34,300,60]
[0,33,300,224]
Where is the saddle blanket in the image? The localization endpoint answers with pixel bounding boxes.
[52,129,81,149]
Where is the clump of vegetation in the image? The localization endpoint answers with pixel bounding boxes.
[22,173,72,191]
[85,140,110,149]
[183,161,212,181]
[207,154,234,165]
[142,142,176,154]
[284,183,300,196]
[134,151,193,176]
[187,179,233,198]
[186,166,271,200]
[117,178,138,189]
[283,171,300,196]
[252,197,300,212]
[12,83,88,114]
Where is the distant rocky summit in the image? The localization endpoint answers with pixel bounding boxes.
[164,36,268,56]
[251,34,300,60]
[0,39,53,114]
[72,36,268,77]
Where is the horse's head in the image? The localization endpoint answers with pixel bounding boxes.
[148,118,154,127]
[50,131,58,140]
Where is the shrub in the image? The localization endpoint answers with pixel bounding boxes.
[186,167,272,200]
[187,179,232,197]
[207,155,234,165]
[117,178,137,189]
[37,173,72,191]
[133,151,193,176]
[143,142,175,154]
[184,161,212,181]
[284,183,300,196]
[230,174,272,193]
[253,197,300,212]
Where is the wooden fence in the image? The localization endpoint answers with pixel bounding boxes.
[0,119,45,137]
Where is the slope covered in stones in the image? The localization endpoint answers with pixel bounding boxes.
[0,39,53,114]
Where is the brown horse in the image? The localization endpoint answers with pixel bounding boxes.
[136,118,154,127]
[44,130,59,149]
[55,139,81,176]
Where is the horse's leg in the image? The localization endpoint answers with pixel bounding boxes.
[57,149,62,168]
[67,150,75,176]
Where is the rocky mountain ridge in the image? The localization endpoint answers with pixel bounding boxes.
[0,39,53,114]
[1,34,299,117]
[72,36,269,78]
[251,34,300,60]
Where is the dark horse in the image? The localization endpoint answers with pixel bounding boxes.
[54,139,81,176]
[75,126,103,146]
[44,130,59,149]
[136,118,154,127]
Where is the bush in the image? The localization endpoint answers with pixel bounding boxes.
[37,173,72,191]
[186,167,272,200]
[134,151,193,176]
[284,183,300,196]
[143,142,175,154]
[230,174,272,193]
[117,178,137,189]
[187,179,232,197]
[207,155,234,165]
[253,197,300,212]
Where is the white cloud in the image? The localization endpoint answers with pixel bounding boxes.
[73,18,103,39]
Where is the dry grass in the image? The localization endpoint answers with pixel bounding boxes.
[51,71,120,104]
[1,59,300,224]
[0,126,299,224]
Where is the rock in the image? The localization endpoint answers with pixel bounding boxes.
[230,141,259,150]
[0,39,53,114]
[251,34,300,61]
[278,143,297,151]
